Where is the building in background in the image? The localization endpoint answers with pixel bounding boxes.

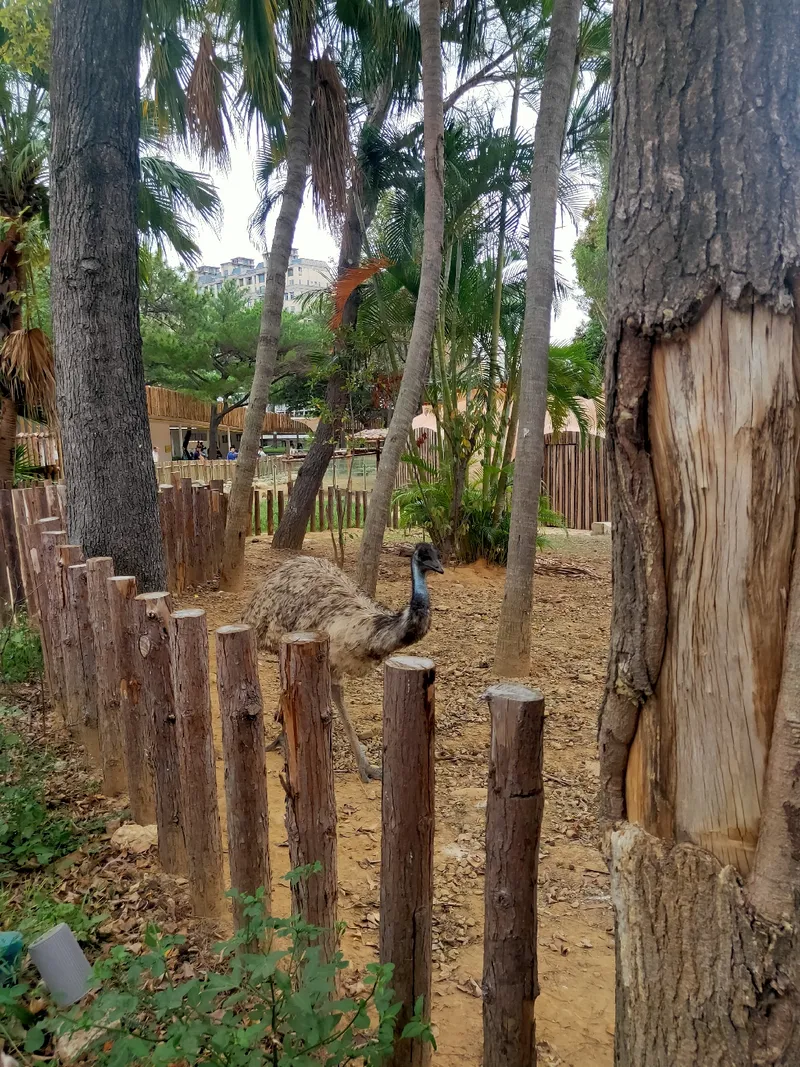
[194,249,331,312]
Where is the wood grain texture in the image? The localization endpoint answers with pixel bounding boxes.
[170,608,224,917]
[216,624,271,930]
[279,632,337,962]
[86,557,127,796]
[380,655,435,1067]
[482,683,544,1067]
[67,563,100,763]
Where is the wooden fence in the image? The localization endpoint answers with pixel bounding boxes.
[541,431,610,531]
[155,457,277,487]
[14,501,547,1065]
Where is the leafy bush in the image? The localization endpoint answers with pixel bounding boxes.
[4,891,435,1066]
[395,475,565,565]
[0,615,43,683]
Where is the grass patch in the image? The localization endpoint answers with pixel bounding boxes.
[0,615,42,683]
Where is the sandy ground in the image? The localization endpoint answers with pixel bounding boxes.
[183,527,614,1067]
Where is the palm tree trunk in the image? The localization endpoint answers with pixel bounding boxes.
[272,82,392,552]
[494,0,581,676]
[356,0,445,596]
[492,388,519,525]
[50,0,166,591]
[219,22,314,589]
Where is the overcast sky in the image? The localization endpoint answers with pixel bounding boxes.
[172,80,590,342]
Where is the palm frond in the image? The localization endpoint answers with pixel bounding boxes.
[1,326,56,427]
[186,32,233,166]
[330,256,389,327]
[310,53,351,227]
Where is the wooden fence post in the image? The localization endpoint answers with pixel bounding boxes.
[327,487,334,530]
[40,529,67,716]
[318,489,325,531]
[12,488,34,612]
[135,591,186,874]
[381,655,436,1067]
[279,632,337,962]
[216,624,271,929]
[210,490,222,575]
[158,486,177,592]
[59,545,86,733]
[277,490,284,525]
[29,517,62,700]
[253,490,261,536]
[248,488,255,535]
[0,488,23,613]
[181,477,196,588]
[266,490,274,535]
[193,487,212,585]
[481,684,545,1067]
[170,608,224,917]
[108,575,156,825]
[86,557,127,796]
[172,481,186,594]
[67,563,100,764]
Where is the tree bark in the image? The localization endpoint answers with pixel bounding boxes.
[86,556,127,796]
[50,0,166,592]
[0,397,16,487]
[602,2,800,1061]
[219,22,313,589]
[493,0,582,676]
[356,0,445,597]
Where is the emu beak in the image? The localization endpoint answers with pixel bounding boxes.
[431,559,445,575]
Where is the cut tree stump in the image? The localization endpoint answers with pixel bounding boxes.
[381,655,436,1067]
[170,608,224,917]
[216,624,271,930]
[279,632,337,962]
[481,683,544,1067]
[136,591,186,874]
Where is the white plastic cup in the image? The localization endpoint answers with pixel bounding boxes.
[27,924,93,1006]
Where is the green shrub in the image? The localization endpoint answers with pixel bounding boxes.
[3,890,435,1066]
[0,881,108,947]
[0,616,43,683]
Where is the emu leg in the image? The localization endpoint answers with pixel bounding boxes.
[331,681,382,782]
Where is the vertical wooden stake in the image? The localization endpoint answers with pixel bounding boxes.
[170,608,224,917]
[381,655,436,1067]
[158,486,177,592]
[253,490,261,536]
[67,563,101,764]
[327,486,335,530]
[193,487,212,585]
[108,575,156,825]
[59,545,86,732]
[172,481,186,594]
[481,684,544,1067]
[31,518,63,703]
[135,591,187,874]
[181,477,196,588]
[210,490,222,575]
[12,488,34,612]
[393,500,400,529]
[86,557,127,796]
[267,490,274,535]
[277,490,285,525]
[248,488,255,534]
[40,529,67,716]
[0,488,23,613]
[279,632,337,962]
[217,624,271,929]
[319,489,326,531]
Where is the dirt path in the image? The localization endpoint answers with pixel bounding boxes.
[189,528,614,1067]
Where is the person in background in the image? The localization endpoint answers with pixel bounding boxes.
[152,445,159,463]
[227,445,238,460]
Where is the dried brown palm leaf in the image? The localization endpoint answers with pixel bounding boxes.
[330,257,390,328]
[1,327,57,428]
[310,54,351,229]
[187,33,231,167]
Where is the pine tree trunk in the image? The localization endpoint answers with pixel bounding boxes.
[356,0,444,596]
[208,403,220,462]
[602,3,800,1061]
[49,0,166,592]
[219,24,313,589]
[493,0,581,676]
[272,84,392,552]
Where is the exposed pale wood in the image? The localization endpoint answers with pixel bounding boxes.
[279,632,337,962]
[170,608,224,917]
[136,591,186,874]
[217,624,271,930]
[86,557,127,795]
[626,299,800,872]
[482,683,544,1067]
[381,655,435,1067]
[108,574,155,824]
[67,563,100,763]
[611,824,799,1065]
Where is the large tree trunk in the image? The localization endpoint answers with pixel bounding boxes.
[493,0,581,676]
[272,83,392,552]
[50,0,166,591]
[601,3,800,1062]
[355,0,444,596]
[219,23,313,589]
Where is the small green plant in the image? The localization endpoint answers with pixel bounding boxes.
[0,615,43,683]
[5,890,435,1065]
[0,881,108,947]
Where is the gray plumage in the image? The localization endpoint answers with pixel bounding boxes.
[243,542,444,780]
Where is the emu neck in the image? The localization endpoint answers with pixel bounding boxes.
[410,557,430,611]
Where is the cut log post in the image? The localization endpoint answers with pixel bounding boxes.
[279,632,337,962]
[393,500,400,529]
[252,489,260,536]
[277,489,285,525]
[327,486,334,530]
[210,489,222,575]
[481,684,545,1067]
[380,655,436,1067]
[29,517,62,697]
[86,557,127,796]
[354,492,361,528]
[108,575,156,825]
[193,487,211,585]
[12,488,34,613]
[135,591,186,874]
[180,477,196,588]
[172,480,186,594]
[216,624,271,930]
[169,608,225,917]
[345,489,352,529]
[67,563,101,764]
[319,489,326,530]
[248,488,254,535]
[0,488,23,613]
[266,490,274,535]
[158,486,177,592]
[40,529,67,715]
[59,545,86,733]
[309,496,316,533]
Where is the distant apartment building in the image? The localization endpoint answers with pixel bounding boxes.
[194,248,331,312]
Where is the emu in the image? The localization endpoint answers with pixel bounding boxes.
[243,542,444,781]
